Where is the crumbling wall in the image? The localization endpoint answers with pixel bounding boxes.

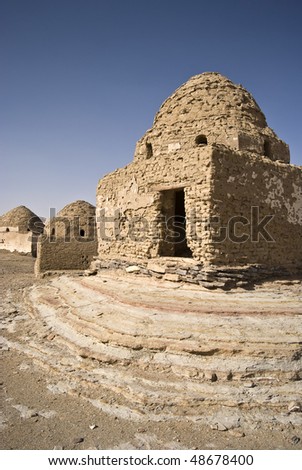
[209,148,302,271]
[97,147,213,262]
[0,230,32,254]
[97,143,301,274]
[36,200,97,275]
[35,236,97,274]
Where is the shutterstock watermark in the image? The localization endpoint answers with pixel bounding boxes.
[32,206,275,244]
[208,207,274,243]
[96,206,275,244]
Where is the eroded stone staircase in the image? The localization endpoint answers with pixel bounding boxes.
[1,273,302,421]
[3,272,299,427]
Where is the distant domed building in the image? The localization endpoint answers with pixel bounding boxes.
[96,72,302,285]
[35,200,97,274]
[45,200,96,239]
[0,205,44,256]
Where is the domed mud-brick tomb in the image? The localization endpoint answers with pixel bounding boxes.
[96,72,302,286]
[0,205,43,256]
[35,200,97,274]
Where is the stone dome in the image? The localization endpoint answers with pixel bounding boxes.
[154,72,266,131]
[57,200,96,219]
[134,72,289,163]
[0,206,43,233]
[46,200,96,239]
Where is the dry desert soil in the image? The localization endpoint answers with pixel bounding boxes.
[0,251,302,450]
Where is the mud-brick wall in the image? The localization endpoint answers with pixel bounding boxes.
[35,237,97,274]
[184,183,213,263]
[209,148,302,271]
[96,147,213,262]
[0,232,32,254]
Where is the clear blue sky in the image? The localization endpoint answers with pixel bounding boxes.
[1,0,301,219]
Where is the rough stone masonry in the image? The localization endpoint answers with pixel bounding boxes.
[35,200,97,274]
[95,72,302,287]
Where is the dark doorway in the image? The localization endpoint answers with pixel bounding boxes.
[263,140,271,158]
[159,188,192,257]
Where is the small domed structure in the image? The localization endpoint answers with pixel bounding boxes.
[0,206,43,255]
[45,200,96,239]
[0,205,43,233]
[36,200,97,275]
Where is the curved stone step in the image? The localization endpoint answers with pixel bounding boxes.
[25,275,302,370]
[9,272,301,424]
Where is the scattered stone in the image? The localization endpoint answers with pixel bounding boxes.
[47,333,56,341]
[137,428,147,433]
[126,266,141,273]
[175,269,187,276]
[163,273,180,282]
[74,437,84,444]
[236,281,251,288]
[288,401,302,413]
[89,424,98,430]
[243,382,256,388]
[47,382,70,395]
[84,269,97,276]
[39,410,57,419]
[190,265,201,272]
[291,435,301,445]
[12,404,38,419]
[209,414,241,432]
[147,263,166,274]
[152,273,163,279]
[228,430,245,438]
[211,422,228,431]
